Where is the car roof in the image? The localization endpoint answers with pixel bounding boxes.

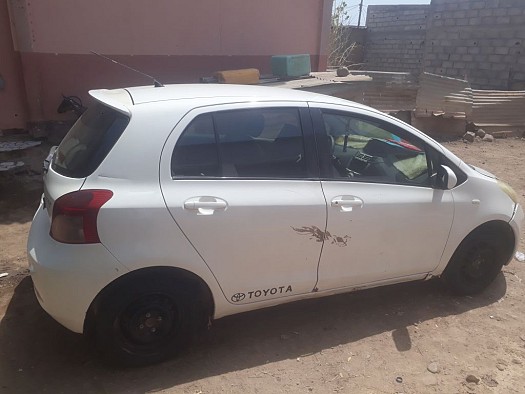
[89,83,374,114]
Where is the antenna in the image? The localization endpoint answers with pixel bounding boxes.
[90,51,164,87]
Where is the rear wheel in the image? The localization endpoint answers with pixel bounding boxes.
[95,276,197,366]
[442,230,510,295]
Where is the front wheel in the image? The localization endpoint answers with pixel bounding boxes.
[95,277,196,366]
[442,232,508,296]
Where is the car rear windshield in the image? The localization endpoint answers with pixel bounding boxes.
[51,103,129,178]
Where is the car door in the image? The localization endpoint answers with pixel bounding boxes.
[310,104,455,290]
[160,102,326,305]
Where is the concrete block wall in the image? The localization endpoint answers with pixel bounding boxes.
[363,5,429,74]
[363,0,525,89]
[424,0,525,89]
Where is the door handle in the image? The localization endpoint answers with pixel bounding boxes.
[184,197,228,215]
[331,196,363,212]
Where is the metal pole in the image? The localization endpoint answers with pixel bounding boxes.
[357,0,364,27]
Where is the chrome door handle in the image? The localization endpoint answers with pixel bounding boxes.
[331,196,363,211]
[184,197,228,215]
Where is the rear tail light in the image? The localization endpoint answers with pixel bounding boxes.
[50,190,113,244]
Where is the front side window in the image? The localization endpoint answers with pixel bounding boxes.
[172,108,308,179]
[322,112,430,186]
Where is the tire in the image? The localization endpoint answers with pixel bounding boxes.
[94,275,198,366]
[442,231,507,296]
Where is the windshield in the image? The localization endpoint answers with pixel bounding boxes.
[52,103,129,178]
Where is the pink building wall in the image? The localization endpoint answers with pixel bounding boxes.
[0,0,27,129]
[5,0,333,126]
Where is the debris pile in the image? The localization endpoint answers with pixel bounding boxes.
[463,122,494,143]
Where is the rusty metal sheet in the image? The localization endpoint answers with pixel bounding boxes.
[471,90,525,129]
[415,73,472,118]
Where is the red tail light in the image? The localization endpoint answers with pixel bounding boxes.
[50,190,113,244]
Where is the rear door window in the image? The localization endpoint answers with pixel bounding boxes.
[52,103,129,178]
[171,108,309,179]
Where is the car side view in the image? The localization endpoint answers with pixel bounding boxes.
[27,84,523,365]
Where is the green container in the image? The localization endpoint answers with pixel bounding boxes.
[271,54,311,78]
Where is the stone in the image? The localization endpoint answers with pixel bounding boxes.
[483,134,495,142]
[466,374,480,384]
[463,132,476,142]
[482,375,498,387]
[427,361,440,374]
[476,128,486,138]
[466,122,477,132]
[496,363,505,371]
[512,358,522,365]
[336,67,350,77]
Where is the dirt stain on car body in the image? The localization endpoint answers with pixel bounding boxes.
[292,226,351,247]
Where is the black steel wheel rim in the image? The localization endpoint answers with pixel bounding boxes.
[461,243,495,281]
[118,294,179,349]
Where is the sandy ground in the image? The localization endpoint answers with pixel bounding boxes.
[1,138,525,393]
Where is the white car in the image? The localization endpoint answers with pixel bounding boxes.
[27,84,523,365]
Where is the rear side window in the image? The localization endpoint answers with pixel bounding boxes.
[52,104,129,178]
[171,108,308,179]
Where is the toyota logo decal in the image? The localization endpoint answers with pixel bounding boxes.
[231,292,246,302]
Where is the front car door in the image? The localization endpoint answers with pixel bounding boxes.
[160,102,326,305]
[310,104,455,291]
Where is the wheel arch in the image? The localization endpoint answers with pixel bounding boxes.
[444,219,515,274]
[84,266,215,336]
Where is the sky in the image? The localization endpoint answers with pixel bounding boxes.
[343,0,431,26]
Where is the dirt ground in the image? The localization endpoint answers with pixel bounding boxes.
[1,138,525,394]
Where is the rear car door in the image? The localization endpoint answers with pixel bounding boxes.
[160,102,326,305]
[310,105,455,290]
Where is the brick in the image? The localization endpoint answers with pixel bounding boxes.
[469,17,482,25]
[496,16,511,24]
[495,47,510,55]
[468,47,481,54]
[462,54,474,61]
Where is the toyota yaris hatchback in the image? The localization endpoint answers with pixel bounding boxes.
[27,84,523,365]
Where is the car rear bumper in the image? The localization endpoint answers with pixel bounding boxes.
[27,202,128,333]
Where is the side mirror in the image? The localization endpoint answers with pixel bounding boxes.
[436,165,458,190]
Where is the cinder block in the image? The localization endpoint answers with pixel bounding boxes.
[510,15,525,24]
[507,8,523,16]
[495,47,510,55]
[479,9,493,17]
[472,1,487,10]
[469,17,482,25]
[492,63,508,71]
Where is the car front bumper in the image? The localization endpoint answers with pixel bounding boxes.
[27,202,128,333]
[508,202,524,264]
